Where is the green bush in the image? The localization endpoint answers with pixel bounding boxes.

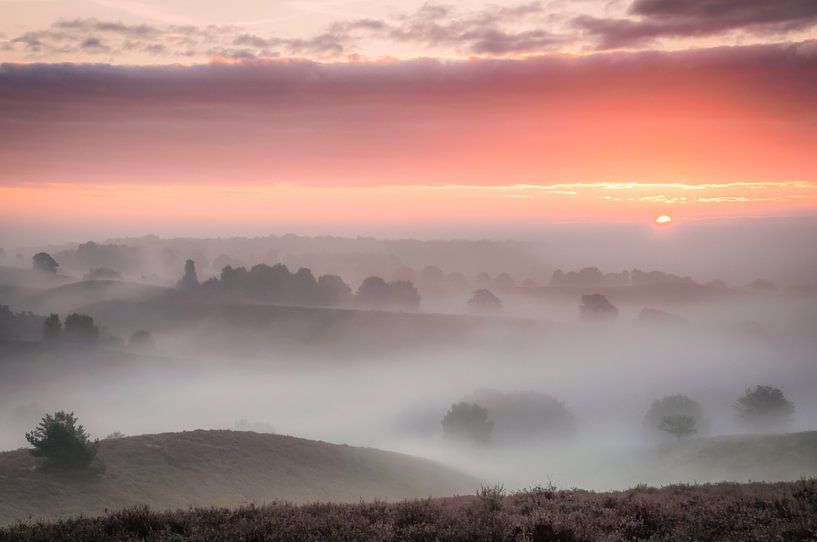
[25,411,99,470]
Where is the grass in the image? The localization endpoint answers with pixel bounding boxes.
[2,479,816,541]
[0,430,477,526]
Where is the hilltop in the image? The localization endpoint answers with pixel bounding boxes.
[0,430,477,525]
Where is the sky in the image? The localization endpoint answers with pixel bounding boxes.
[1,0,817,245]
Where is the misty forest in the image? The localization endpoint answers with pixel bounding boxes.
[2,0,817,539]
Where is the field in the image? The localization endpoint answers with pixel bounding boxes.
[2,480,816,541]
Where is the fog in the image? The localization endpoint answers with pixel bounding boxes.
[2,245,815,493]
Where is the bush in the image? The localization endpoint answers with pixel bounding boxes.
[25,411,99,470]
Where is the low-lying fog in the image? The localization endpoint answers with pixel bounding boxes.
[2,291,815,491]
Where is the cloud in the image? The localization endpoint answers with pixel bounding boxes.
[0,2,567,62]
[0,41,816,187]
[576,0,817,49]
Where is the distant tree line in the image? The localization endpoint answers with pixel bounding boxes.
[179,260,421,310]
[0,305,44,341]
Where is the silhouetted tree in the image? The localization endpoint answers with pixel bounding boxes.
[128,329,155,350]
[736,385,794,429]
[25,411,98,470]
[177,259,200,290]
[644,394,705,435]
[441,402,494,444]
[579,294,618,321]
[63,313,99,344]
[32,252,59,274]
[317,274,352,305]
[43,314,62,342]
[0,305,44,341]
[468,289,502,312]
[291,267,319,304]
[658,415,696,441]
[388,280,421,310]
[357,277,420,310]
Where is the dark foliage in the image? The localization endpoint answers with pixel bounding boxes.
[199,263,354,307]
[468,289,502,313]
[63,313,99,344]
[3,480,816,541]
[32,252,59,274]
[441,402,494,444]
[658,415,696,441]
[578,293,618,321]
[644,394,706,435]
[24,411,99,470]
[736,385,795,428]
[356,276,421,310]
[42,314,61,342]
[176,259,200,291]
[0,305,45,341]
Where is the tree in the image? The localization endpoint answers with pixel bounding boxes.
[317,274,352,305]
[357,277,421,310]
[25,411,98,470]
[658,415,696,441]
[579,294,618,321]
[177,259,200,290]
[468,289,502,313]
[735,385,794,429]
[128,329,155,349]
[32,252,59,274]
[441,402,494,444]
[644,394,705,435]
[63,313,99,344]
[43,314,62,342]
[464,389,573,443]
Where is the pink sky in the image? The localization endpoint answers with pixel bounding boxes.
[1,1,817,240]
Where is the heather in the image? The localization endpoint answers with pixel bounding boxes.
[3,480,817,542]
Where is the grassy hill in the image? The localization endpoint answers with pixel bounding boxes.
[650,431,817,483]
[18,280,171,314]
[0,430,477,525]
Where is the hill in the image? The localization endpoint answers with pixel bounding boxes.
[0,430,477,525]
[3,480,815,541]
[650,431,817,483]
[18,280,171,314]
[76,299,543,360]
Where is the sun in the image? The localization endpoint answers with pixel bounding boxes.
[655,214,673,225]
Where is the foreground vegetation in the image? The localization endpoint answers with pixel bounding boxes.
[3,480,816,541]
